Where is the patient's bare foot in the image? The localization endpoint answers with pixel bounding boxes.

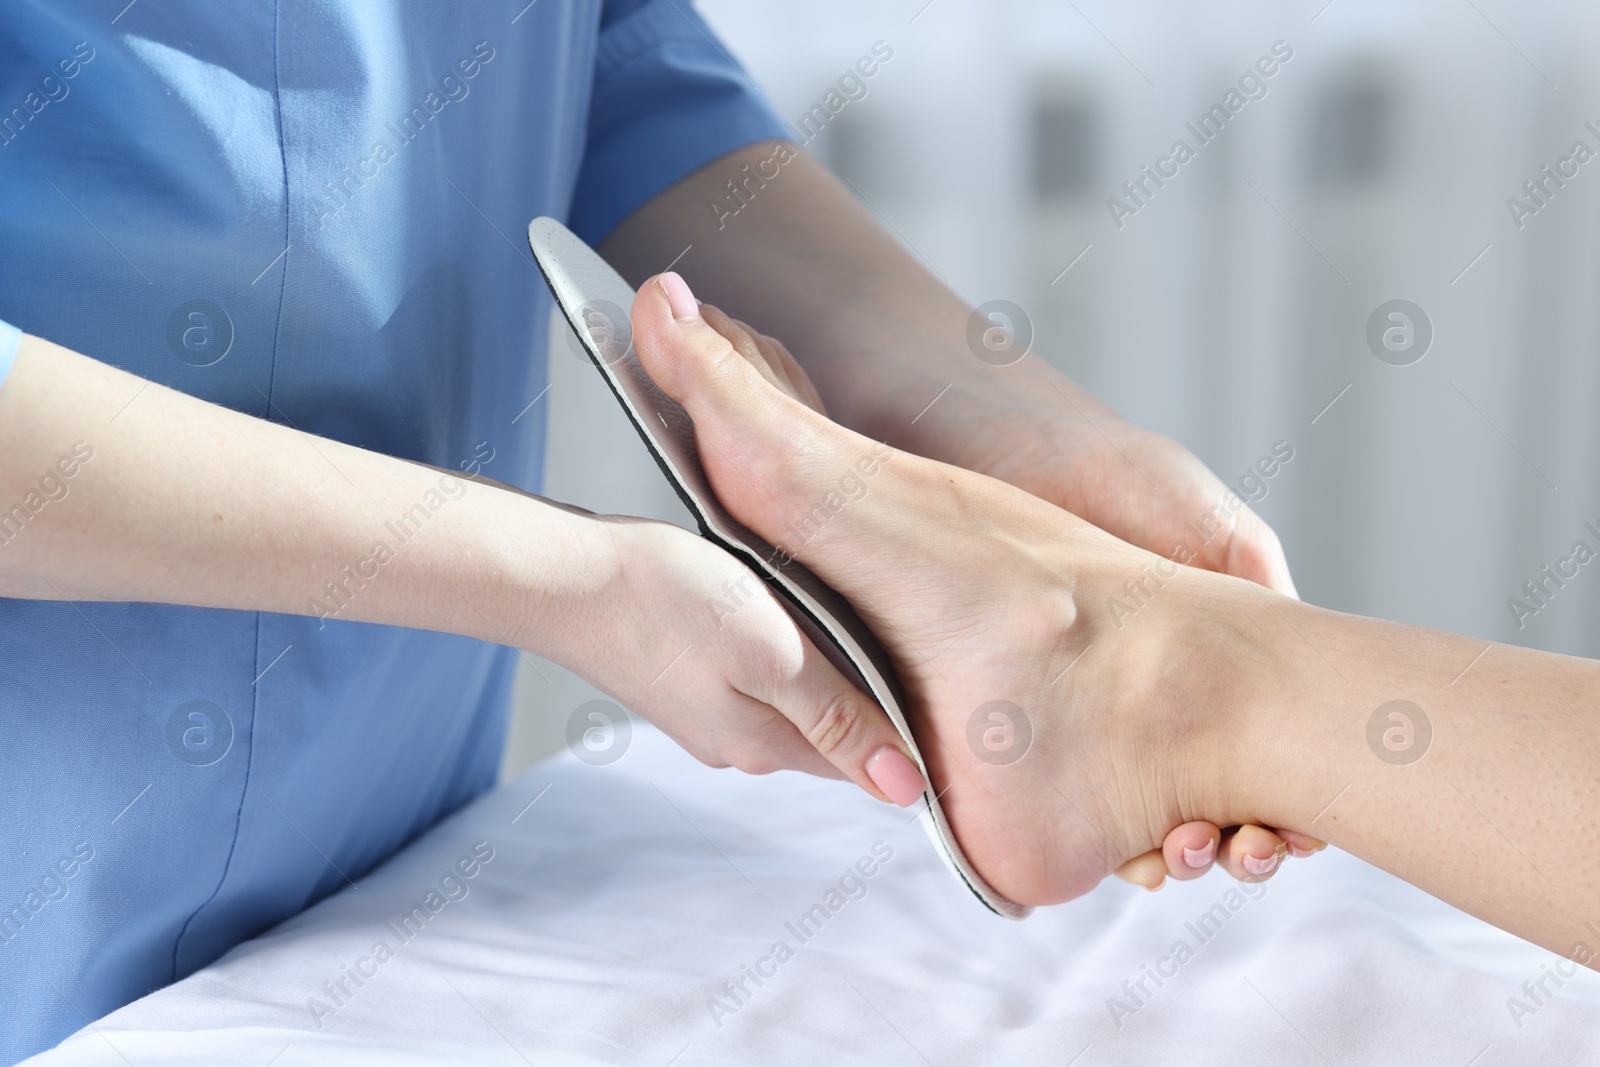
[632,273,1310,904]
[664,293,1318,891]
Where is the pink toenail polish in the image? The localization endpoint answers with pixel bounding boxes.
[658,271,699,321]
[865,746,927,807]
[1183,840,1216,869]
[1242,852,1279,877]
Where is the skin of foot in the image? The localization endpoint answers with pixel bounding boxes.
[682,299,1323,889]
[632,272,1312,902]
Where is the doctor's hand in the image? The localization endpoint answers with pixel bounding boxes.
[909,360,1299,601]
[547,512,928,807]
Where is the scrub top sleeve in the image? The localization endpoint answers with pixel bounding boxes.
[568,0,791,245]
[0,318,21,392]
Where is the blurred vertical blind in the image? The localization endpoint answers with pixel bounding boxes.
[687,0,1600,657]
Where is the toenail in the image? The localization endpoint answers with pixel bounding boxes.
[658,271,700,321]
[1242,852,1279,877]
[1183,840,1216,869]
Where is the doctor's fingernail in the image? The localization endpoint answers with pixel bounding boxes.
[659,272,699,321]
[1182,840,1215,869]
[865,746,926,807]
[1288,844,1317,859]
[1242,852,1279,877]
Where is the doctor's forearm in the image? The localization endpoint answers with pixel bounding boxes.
[0,334,608,655]
[605,143,1302,602]
[600,142,1113,457]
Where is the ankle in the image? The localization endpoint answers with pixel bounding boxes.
[1102,563,1298,842]
[1177,581,1329,835]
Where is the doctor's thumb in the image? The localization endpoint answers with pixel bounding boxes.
[748,634,929,808]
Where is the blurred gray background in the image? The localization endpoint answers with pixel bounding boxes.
[502,0,1600,779]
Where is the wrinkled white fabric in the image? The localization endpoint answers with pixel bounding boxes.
[30,724,1600,1066]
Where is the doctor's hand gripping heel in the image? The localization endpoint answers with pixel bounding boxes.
[528,216,1029,920]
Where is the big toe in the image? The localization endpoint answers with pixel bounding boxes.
[631,272,895,570]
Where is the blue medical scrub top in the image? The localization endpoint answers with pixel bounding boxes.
[0,2,784,1059]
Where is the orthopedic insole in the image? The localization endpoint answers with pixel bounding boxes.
[528,217,1027,919]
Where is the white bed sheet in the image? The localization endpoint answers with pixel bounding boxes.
[30,723,1600,1066]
